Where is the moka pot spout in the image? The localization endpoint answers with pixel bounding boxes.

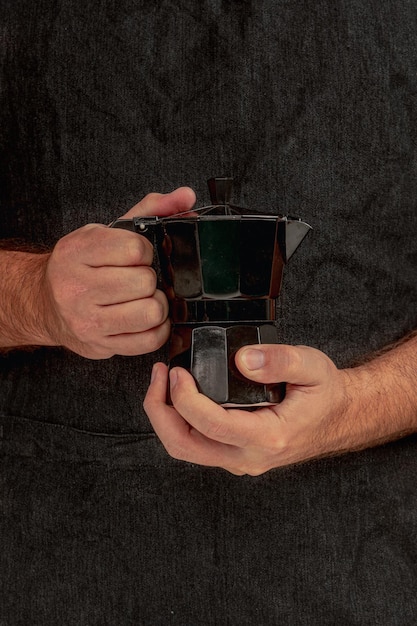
[283,218,313,262]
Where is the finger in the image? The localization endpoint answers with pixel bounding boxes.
[144,364,246,471]
[103,319,171,356]
[168,367,268,448]
[58,224,154,268]
[235,344,335,387]
[86,227,154,267]
[91,266,157,305]
[100,290,169,335]
[144,363,193,440]
[122,187,196,219]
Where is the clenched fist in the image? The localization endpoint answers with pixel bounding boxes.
[44,187,196,358]
[0,187,195,357]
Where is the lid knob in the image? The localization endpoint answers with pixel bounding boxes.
[207,177,234,205]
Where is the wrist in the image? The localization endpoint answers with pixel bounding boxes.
[337,346,417,452]
[0,250,57,348]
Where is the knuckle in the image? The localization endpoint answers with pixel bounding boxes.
[143,334,162,354]
[144,297,167,327]
[285,345,303,368]
[206,419,231,441]
[116,231,153,266]
[228,468,248,476]
[246,466,268,477]
[230,458,271,477]
[276,345,303,378]
[164,439,188,461]
[142,325,170,354]
[268,431,289,457]
[137,234,154,260]
[139,267,157,294]
[129,193,163,218]
[144,192,162,205]
[124,238,146,266]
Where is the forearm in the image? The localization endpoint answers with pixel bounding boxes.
[0,249,55,348]
[336,332,417,452]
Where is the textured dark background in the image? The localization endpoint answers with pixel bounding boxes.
[1,2,417,624]
[1,0,416,432]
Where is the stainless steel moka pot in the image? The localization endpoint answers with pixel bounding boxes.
[111,178,311,407]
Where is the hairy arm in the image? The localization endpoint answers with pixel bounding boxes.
[338,332,417,450]
[144,332,417,475]
[0,249,53,349]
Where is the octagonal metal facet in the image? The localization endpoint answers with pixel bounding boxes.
[111,178,311,406]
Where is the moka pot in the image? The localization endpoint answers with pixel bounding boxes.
[111,178,311,407]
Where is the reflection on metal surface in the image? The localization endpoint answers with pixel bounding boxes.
[111,178,311,407]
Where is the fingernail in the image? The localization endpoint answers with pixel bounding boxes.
[169,368,178,389]
[241,348,265,371]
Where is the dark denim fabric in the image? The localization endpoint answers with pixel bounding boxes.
[2,416,417,625]
[1,1,417,624]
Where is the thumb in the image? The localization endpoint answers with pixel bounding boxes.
[235,344,334,387]
[121,186,196,219]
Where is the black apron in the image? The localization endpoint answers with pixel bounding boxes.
[1,2,417,623]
